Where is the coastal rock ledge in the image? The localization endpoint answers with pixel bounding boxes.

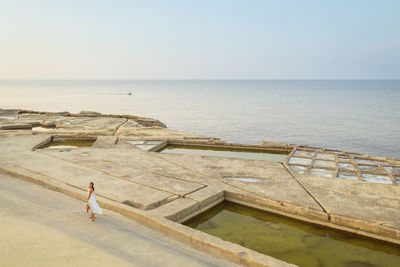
[0,108,399,267]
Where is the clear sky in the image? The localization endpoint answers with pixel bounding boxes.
[0,0,399,79]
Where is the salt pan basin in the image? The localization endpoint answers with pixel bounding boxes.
[40,140,95,149]
[158,145,288,162]
[184,202,400,267]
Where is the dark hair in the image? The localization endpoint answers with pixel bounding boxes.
[90,181,95,191]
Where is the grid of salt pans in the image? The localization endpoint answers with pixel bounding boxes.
[286,146,400,186]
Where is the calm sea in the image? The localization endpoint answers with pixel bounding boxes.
[0,80,399,158]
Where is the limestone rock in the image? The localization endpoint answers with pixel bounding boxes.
[261,141,293,149]
[135,118,167,128]
[0,123,32,130]
[78,111,102,117]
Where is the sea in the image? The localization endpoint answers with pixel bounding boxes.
[0,80,399,158]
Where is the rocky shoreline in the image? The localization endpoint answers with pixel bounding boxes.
[0,108,167,129]
[1,108,399,266]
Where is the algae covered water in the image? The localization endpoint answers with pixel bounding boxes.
[184,202,400,267]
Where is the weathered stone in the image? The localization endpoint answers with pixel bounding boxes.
[0,123,32,130]
[261,141,293,149]
[91,136,118,148]
[40,121,56,128]
[135,118,167,128]
[1,108,400,266]
[78,111,102,116]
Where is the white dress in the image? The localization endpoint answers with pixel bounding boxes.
[88,191,102,214]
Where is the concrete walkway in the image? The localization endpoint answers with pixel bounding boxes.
[0,173,238,267]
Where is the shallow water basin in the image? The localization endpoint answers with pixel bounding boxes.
[361,174,392,184]
[184,202,400,267]
[384,166,400,174]
[358,165,380,172]
[313,160,335,168]
[223,177,263,183]
[158,145,288,162]
[135,144,157,151]
[288,157,312,165]
[316,153,335,161]
[338,172,358,181]
[40,140,95,149]
[308,168,334,178]
[394,176,400,185]
[125,140,146,145]
[289,165,307,174]
[32,126,55,132]
[145,141,163,145]
[338,162,354,171]
[338,155,351,162]
[356,158,389,166]
[293,150,315,158]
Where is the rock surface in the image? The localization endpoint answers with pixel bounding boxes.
[0,108,399,266]
[0,173,238,267]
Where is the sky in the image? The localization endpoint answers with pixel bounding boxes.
[0,0,399,79]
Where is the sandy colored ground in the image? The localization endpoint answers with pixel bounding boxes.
[1,110,399,266]
[0,216,133,267]
[0,173,237,267]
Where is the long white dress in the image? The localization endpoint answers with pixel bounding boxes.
[88,191,102,214]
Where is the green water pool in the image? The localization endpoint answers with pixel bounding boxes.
[184,202,400,267]
[40,140,95,149]
[158,145,288,162]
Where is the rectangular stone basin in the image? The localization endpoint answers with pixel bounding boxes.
[308,168,334,178]
[361,174,392,185]
[338,172,358,181]
[157,145,288,162]
[384,166,400,174]
[184,201,400,267]
[395,176,400,185]
[40,140,95,149]
[122,140,164,151]
[338,163,354,171]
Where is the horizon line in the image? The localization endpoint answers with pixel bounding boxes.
[1,78,400,81]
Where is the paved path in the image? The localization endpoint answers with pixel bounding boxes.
[0,173,238,267]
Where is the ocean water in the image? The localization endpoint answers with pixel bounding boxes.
[0,80,399,158]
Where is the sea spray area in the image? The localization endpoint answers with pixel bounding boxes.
[1,108,400,266]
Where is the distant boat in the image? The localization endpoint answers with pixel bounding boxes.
[127,92,132,95]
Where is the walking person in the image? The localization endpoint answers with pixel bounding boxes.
[86,181,102,222]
